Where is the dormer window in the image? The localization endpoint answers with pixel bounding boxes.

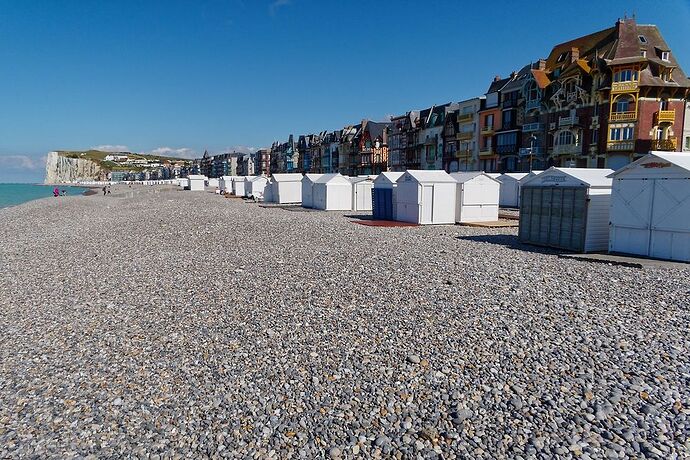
[641,50,647,58]
[557,52,567,63]
[661,51,670,61]
[638,35,647,43]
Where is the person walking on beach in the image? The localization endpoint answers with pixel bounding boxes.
[102,186,107,196]
[53,187,59,197]
[107,186,111,195]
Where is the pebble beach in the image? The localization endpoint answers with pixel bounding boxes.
[1,185,689,459]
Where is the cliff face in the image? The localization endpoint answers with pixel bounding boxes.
[44,152,107,183]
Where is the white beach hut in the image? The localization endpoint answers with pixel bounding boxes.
[519,167,614,252]
[218,176,234,193]
[496,173,529,208]
[450,172,500,223]
[608,152,690,262]
[247,176,269,200]
[349,176,375,211]
[207,178,219,189]
[178,178,189,189]
[233,176,249,196]
[187,175,207,192]
[312,173,353,211]
[372,172,404,220]
[395,170,457,225]
[269,173,303,204]
[301,174,323,208]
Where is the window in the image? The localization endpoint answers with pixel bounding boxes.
[685,137,690,150]
[638,35,647,43]
[660,99,669,110]
[662,51,670,61]
[557,52,567,62]
[485,114,494,128]
[641,50,647,58]
[557,131,575,146]
[503,110,513,128]
[614,69,638,82]
[591,129,599,145]
[615,96,631,113]
[610,127,634,141]
[497,132,517,146]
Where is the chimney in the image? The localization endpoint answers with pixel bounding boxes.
[538,59,546,71]
[493,75,501,82]
[510,71,517,79]
[571,47,580,63]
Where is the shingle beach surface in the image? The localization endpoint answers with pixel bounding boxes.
[1,186,689,459]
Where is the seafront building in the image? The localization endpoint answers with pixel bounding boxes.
[194,18,688,176]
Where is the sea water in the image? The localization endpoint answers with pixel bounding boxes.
[0,184,89,209]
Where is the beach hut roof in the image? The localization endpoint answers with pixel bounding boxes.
[271,173,303,182]
[450,171,499,184]
[374,172,404,185]
[188,175,207,180]
[525,167,614,187]
[315,173,350,184]
[399,170,456,184]
[608,152,690,177]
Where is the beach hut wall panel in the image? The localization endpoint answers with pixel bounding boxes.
[608,152,690,262]
[395,170,457,225]
[450,172,500,223]
[350,177,375,211]
[312,174,353,211]
[187,175,207,191]
[218,176,233,193]
[207,178,219,188]
[373,172,404,220]
[301,174,323,208]
[519,168,613,252]
[497,173,529,208]
[247,176,268,199]
[233,176,250,196]
[270,173,303,204]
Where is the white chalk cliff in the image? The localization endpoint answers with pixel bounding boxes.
[44,152,106,183]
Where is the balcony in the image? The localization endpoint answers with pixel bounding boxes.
[481,125,494,135]
[651,138,677,151]
[611,81,638,93]
[558,116,580,127]
[479,148,494,157]
[607,141,635,152]
[525,99,541,111]
[519,147,544,156]
[566,91,578,103]
[654,110,676,124]
[456,131,474,141]
[457,113,474,123]
[456,150,473,159]
[522,122,543,133]
[609,111,637,122]
[552,144,582,156]
[496,144,518,155]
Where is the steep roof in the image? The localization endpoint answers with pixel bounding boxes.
[374,172,404,185]
[271,173,303,182]
[526,167,614,188]
[314,173,350,184]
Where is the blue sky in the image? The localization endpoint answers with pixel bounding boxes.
[1,0,689,182]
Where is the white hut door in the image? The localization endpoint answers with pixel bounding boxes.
[422,185,434,223]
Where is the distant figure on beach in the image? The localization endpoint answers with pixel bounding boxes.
[53,187,59,197]
[107,186,111,195]
[102,186,107,196]
[61,190,66,196]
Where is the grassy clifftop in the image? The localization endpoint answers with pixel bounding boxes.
[56,150,192,172]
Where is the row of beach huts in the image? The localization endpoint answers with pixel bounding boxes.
[179,152,690,262]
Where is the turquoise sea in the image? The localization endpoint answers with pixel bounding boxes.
[0,183,89,209]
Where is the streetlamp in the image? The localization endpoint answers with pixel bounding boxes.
[529,134,537,173]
